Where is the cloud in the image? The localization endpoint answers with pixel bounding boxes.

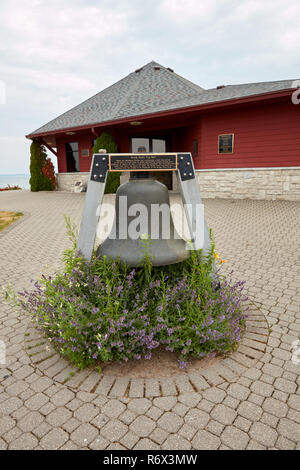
[0,0,299,173]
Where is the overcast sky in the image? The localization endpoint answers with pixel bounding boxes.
[0,0,299,174]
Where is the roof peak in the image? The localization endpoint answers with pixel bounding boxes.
[27,63,296,137]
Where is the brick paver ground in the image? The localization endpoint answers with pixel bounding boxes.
[0,190,299,450]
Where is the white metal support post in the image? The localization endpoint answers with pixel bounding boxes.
[77,152,212,260]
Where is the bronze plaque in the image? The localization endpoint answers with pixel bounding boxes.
[109,153,178,172]
[218,134,234,154]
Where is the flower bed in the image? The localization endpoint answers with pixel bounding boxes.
[13,221,248,370]
[0,185,21,191]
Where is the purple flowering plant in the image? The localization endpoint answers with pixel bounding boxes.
[10,220,248,369]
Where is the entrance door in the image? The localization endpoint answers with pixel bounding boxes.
[130,137,173,189]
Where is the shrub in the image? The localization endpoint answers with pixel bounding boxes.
[92,131,121,194]
[42,158,56,190]
[12,220,248,370]
[29,140,54,191]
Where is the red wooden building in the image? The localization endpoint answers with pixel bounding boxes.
[26,61,300,200]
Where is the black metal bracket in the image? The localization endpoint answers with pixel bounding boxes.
[90,154,109,183]
[177,153,195,181]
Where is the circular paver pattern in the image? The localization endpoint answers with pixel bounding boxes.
[24,304,268,398]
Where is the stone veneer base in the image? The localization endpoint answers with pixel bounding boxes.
[195,167,300,201]
[56,167,300,201]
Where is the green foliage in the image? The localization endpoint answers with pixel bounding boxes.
[11,220,248,370]
[92,131,121,194]
[29,140,54,192]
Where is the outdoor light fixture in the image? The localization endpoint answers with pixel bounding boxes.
[129,121,143,126]
[65,131,76,135]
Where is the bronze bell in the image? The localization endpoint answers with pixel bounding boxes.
[96,173,190,266]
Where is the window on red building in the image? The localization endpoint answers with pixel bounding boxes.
[65,142,80,172]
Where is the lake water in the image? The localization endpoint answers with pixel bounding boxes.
[0,174,30,190]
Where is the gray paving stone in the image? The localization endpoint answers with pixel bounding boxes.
[73,403,100,422]
[32,421,52,439]
[249,422,278,447]
[128,398,152,414]
[100,419,128,442]
[227,383,250,400]
[205,419,224,436]
[30,377,53,393]
[119,409,137,425]
[153,396,177,411]
[77,372,100,393]
[129,415,156,437]
[107,443,127,450]
[128,379,144,398]
[211,403,237,425]
[134,438,160,450]
[192,429,221,450]
[89,436,109,450]
[160,378,177,396]
[174,376,194,394]
[0,396,23,414]
[2,426,22,443]
[288,394,300,412]
[71,423,99,447]
[146,405,164,420]
[197,398,215,413]
[9,433,38,450]
[0,416,16,435]
[247,439,266,450]
[173,402,189,417]
[50,389,74,406]
[150,427,169,445]
[234,416,251,433]
[101,399,126,419]
[202,387,226,404]
[40,428,69,450]
[158,412,184,433]
[0,437,8,450]
[188,372,210,391]
[184,408,210,430]
[178,423,197,440]
[178,392,201,407]
[162,434,191,450]
[109,377,130,398]
[277,418,300,442]
[18,411,44,432]
[274,377,297,394]
[46,407,72,427]
[62,417,81,433]
[24,392,49,411]
[261,411,279,428]
[120,431,139,449]
[145,378,160,397]
[221,426,249,450]
[95,376,115,395]
[275,435,296,450]
[262,397,288,418]
[250,380,274,397]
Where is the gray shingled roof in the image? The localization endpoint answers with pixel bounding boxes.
[29,61,296,136]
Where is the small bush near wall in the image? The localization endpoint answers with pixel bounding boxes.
[10,219,248,370]
[92,131,121,194]
[29,140,55,191]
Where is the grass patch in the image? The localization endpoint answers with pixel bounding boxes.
[0,211,23,232]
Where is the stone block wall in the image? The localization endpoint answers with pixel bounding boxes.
[196,168,300,201]
[57,168,300,201]
[56,172,89,192]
